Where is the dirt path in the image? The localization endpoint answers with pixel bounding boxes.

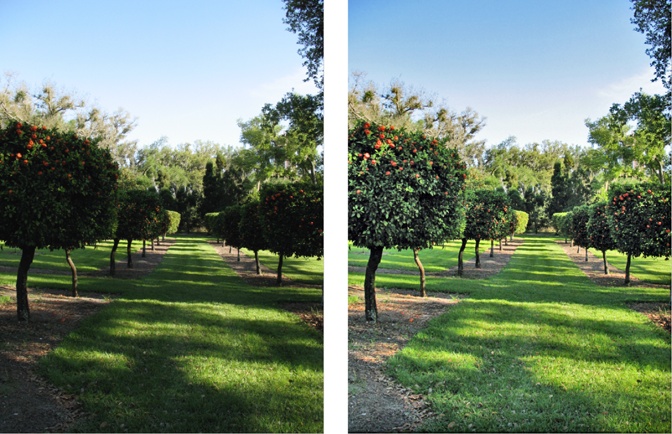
[209,242,323,332]
[557,241,670,332]
[348,238,523,432]
[0,239,173,433]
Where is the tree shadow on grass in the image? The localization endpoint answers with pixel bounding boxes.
[39,299,323,432]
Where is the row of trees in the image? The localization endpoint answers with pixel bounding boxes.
[206,181,323,285]
[553,182,670,284]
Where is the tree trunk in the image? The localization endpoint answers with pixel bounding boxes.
[624,254,632,285]
[276,253,284,285]
[413,248,427,297]
[577,244,580,254]
[127,239,134,268]
[475,239,481,268]
[142,239,146,257]
[365,246,383,323]
[156,237,160,246]
[499,239,503,251]
[237,248,240,262]
[16,246,36,321]
[151,239,155,251]
[110,238,120,276]
[457,238,467,277]
[229,245,232,253]
[490,240,494,258]
[254,250,261,275]
[585,247,588,262]
[602,250,609,275]
[65,249,78,297]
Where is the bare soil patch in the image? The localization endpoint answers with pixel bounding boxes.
[0,239,173,433]
[209,242,323,333]
[557,241,671,333]
[348,238,523,432]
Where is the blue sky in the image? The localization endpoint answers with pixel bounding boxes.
[0,0,317,147]
[348,0,666,148]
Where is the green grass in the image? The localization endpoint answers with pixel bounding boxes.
[358,236,670,432]
[348,239,495,273]
[0,240,143,273]
[239,247,323,285]
[2,235,322,432]
[607,249,671,285]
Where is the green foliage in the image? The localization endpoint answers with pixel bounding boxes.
[569,205,591,248]
[512,209,529,235]
[0,121,119,249]
[165,210,181,235]
[260,181,323,259]
[204,212,219,235]
[551,211,572,238]
[348,121,467,250]
[220,205,243,249]
[463,189,512,241]
[586,202,616,253]
[115,189,163,241]
[630,0,671,90]
[607,181,671,259]
[239,199,267,253]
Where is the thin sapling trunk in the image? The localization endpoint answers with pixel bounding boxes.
[602,250,609,275]
[237,248,240,262]
[490,240,494,257]
[457,238,467,277]
[276,253,284,285]
[365,246,384,323]
[413,248,427,297]
[65,249,78,297]
[127,239,133,268]
[142,239,146,257]
[475,239,481,268]
[110,238,120,276]
[624,254,632,285]
[16,246,36,321]
[254,250,261,275]
[585,247,588,262]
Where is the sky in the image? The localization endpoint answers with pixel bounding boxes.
[0,0,317,148]
[348,0,666,148]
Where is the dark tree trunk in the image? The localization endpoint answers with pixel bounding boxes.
[457,238,467,277]
[499,239,503,251]
[413,248,427,297]
[237,248,240,262]
[602,250,609,275]
[156,237,160,246]
[142,239,146,257]
[151,239,155,251]
[16,246,36,321]
[254,250,261,275]
[490,240,494,257]
[475,239,481,268]
[585,248,588,261]
[365,246,383,323]
[577,244,580,254]
[624,254,632,285]
[110,238,120,276]
[229,245,232,253]
[276,253,284,285]
[127,239,134,268]
[65,249,78,297]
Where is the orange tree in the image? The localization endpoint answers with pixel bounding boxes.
[110,189,163,274]
[457,189,511,276]
[586,202,617,274]
[570,204,591,260]
[220,205,243,260]
[349,121,467,322]
[239,199,268,275]
[259,180,323,284]
[607,181,671,284]
[0,121,119,320]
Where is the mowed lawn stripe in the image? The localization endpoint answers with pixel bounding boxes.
[387,236,670,433]
[39,236,323,433]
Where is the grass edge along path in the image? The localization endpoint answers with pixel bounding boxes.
[38,236,323,433]
[386,236,670,433]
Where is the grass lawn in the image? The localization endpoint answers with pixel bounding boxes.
[2,235,323,432]
[355,236,670,432]
[606,249,671,285]
[0,240,143,273]
[238,247,323,285]
[348,239,495,273]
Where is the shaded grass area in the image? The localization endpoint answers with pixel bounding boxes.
[238,247,323,285]
[2,236,322,432]
[606,249,671,285]
[0,240,140,273]
[377,236,670,432]
[348,240,491,273]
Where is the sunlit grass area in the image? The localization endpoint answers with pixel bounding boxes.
[347,239,495,273]
[1,236,323,432]
[364,236,670,432]
[239,247,323,285]
[0,239,144,273]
